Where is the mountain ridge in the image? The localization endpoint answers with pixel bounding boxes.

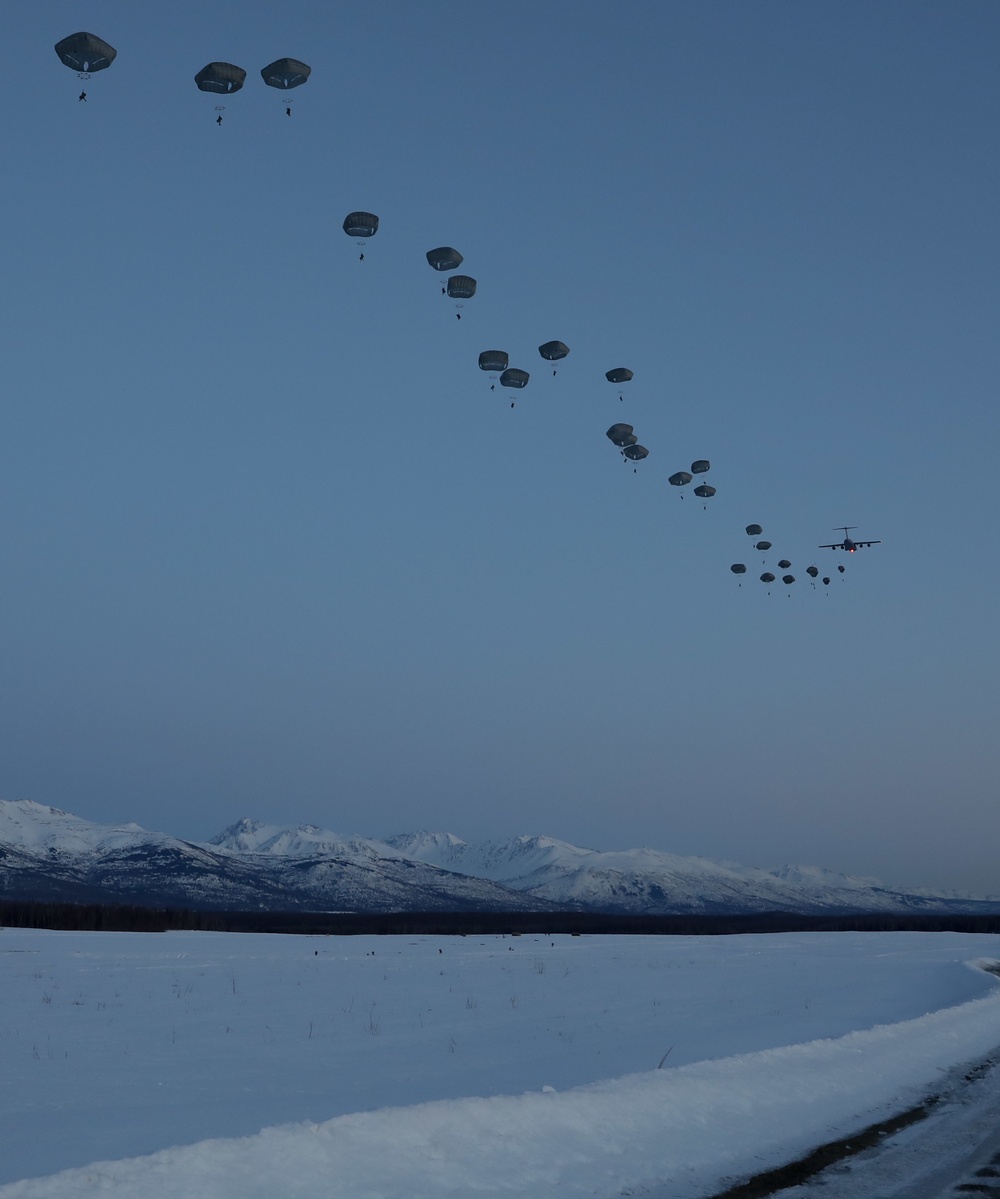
[1,800,996,916]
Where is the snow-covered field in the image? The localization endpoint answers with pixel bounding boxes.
[3,928,1000,1197]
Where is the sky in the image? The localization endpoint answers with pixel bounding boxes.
[1,2,998,894]
[4,929,1000,1196]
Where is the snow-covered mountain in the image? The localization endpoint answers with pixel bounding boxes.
[384,831,998,915]
[0,802,551,913]
[2,800,997,915]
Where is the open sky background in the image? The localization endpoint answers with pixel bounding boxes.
[1,1,997,894]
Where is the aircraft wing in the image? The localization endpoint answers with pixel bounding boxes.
[854,540,882,547]
[818,543,841,549]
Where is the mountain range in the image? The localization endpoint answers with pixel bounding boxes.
[1,800,996,916]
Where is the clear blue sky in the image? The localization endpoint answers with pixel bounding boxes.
[2,1,998,893]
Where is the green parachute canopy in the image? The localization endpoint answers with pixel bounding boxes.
[427,248,464,271]
[195,62,246,93]
[55,32,116,74]
[260,58,311,89]
[499,368,529,389]
[343,212,379,239]
[606,423,636,447]
[479,350,509,373]
[447,275,477,300]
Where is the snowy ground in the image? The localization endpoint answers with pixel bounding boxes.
[3,928,1000,1197]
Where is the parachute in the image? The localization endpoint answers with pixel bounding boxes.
[668,471,692,487]
[538,341,570,373]
[446,275,476,316]
[55,32,116,74]
[838,564,846,573]
[622,445,648,462]
[499,368,529,389]
[500,367,529,407]
[746,524,763,536]
[693,484,716,499]
[195,62,247,93]
[479,350,509,374]
[446,275,477,300]
[806,566,819,578]
[760,572,776,583]
[782,574,795,585]
[755,541,771,551]
[606,424,636,447]
[777,559,791,569]
[426,247,463,271]
[730,564,747,575]
[343,212,379,239]
[260,58,311,89]
[605,368,633,384]
[690,460,711,474]
[823,577,831,585]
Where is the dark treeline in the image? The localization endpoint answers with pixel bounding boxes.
[4,899,1000,937]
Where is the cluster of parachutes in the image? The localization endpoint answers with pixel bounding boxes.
[602,376,718,494]
[424,247,478,316]
[478,350,530,405]
[55,31,311,120]
[476,341,573,405]
[668,459,715,504]
[195,57,312,96]
[606,423,648,469]
[731,525,845,593]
